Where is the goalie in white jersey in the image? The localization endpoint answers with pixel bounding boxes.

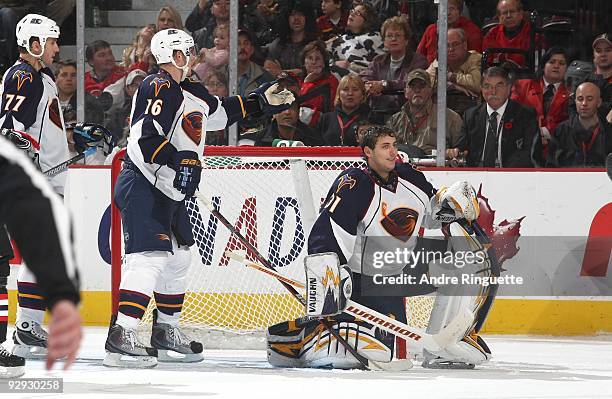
[0,14,72,364]
[267,126,496,369]
[104,28,295,368]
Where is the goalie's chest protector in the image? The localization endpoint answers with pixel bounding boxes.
[352,165,433,275]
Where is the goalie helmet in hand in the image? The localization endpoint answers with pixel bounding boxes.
[16,14,60,58]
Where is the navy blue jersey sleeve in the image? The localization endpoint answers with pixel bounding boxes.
[308,169,374,264]
[181,77,261,127]
[0,65,44,130]
[396,162,436,199]
[131,74,182,165]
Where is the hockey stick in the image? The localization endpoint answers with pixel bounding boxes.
[43,147,97,177]
[195,192,412,371]
[606,153,612,181]
[225,250,473,352]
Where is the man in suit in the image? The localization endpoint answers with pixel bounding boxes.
[457,66,541,167]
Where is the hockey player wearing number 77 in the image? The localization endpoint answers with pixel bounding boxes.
[267,125,495,369]
[0,14,73,370]
[103,28,295,368]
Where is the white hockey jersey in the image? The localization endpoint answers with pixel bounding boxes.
[126,70,244,201]
[0,59,69,194]
[309,163,440,276]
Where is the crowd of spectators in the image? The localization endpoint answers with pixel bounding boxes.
[3,0,608,168]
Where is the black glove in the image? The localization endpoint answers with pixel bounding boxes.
[248,81,295,116]
[73,123,116,155]
[168,150,202,197]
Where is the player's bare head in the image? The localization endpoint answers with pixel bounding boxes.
[360,125,397,151]
[361,125,398,177]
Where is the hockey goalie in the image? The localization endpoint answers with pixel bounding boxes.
[266,126,498,370]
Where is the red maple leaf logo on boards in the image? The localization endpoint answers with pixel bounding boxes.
[475,184,524,265]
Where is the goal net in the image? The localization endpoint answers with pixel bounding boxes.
[110,147,434,348]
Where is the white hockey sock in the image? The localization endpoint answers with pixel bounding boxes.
[16,265,45,327]
[116,312,140,331]
[156,311,180,326]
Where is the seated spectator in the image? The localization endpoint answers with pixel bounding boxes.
[417,0,482,64]
[237,29,274,96]
[157,5,183,31]
[193,23,229,79]
[104,64,147,147]
[360,15,428,123]
[297,41,339,126]
[592,33,612,118]
[202,67,229,145]
[85,40,126,97]
[512,46,570,157]
[319,74,370,146]
[482,0,541,68]
[427,28,482,115]
[386,69,462,157]
[242,0,280,47]
[192,0,228,51]
[237,29,275,140]
[185,0,212,33]
[355,0,398,23]
[317,0,348,41]
[55,59,77,151]
[256,102,324,146]
[457,66,540,167]
[264,1,317,77]
[328,3,384,75]
[121,24,156,67]
[55,59,76,122]
[548,82,611,167]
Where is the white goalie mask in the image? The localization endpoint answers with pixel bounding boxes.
[150,28,195,81]
[16,14,60,59]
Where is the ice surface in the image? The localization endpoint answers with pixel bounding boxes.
[2,327,612,399]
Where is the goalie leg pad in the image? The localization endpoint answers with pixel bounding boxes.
[304,253,352,317]
[267,316,393,370]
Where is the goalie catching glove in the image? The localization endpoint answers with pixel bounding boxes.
[249,81,295,116]
[168,150,202,197]
[72,123,116,156]
[432,180,479,223]
[304,252,352,317]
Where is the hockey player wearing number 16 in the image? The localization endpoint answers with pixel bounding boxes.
[267,126,494,369]
[103,28,295,368]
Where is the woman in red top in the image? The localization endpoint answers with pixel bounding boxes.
[512,46,570,158]
[417,0,482,64]
[298,41,339,127]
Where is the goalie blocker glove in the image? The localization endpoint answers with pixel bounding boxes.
[168,150,202,197]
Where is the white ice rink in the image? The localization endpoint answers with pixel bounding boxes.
[2,327,612,398]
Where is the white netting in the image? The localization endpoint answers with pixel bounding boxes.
[123,149,433,347]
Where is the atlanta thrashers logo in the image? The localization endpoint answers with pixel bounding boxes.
[182,111,203,145]
[335,174,356,193]
[13,70,33,90]
[150,77,171,96]
[380,202,419,242]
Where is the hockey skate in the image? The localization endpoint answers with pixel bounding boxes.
[12,321,48,359]
[150,310,203,363]
[0,345,25,378]
[103,323,158,368]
